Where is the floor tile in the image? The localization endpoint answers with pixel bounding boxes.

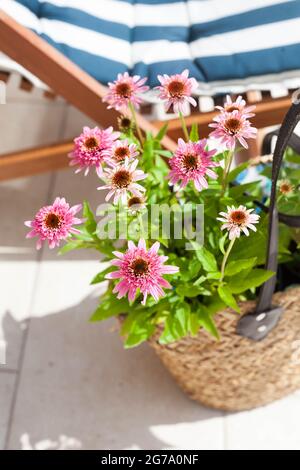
[7,306,223,450]
[0,174,53,370]
[225,393,300,450]
[0,372,16,450]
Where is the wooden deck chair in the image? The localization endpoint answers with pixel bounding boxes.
[0,11,178,181]
[0,1,300,181]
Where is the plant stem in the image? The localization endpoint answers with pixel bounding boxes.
[220,237,236,283]
[129,102,144,146]
[221,150,235,197]
[179,111,189,141]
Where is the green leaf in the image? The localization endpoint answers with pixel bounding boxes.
[155,123,168,141]
[218,285,240,313]
[278,198,300,216]
[204,198,219,218]
[219,233,227,255]
[225,257,257,277]
[197,305,220,339]
[142,139,154,172]
[189,313,200,336]
[190,123,199,142]
[206,298,226,316]
[124,319,155,348]
[154,150,172,158]
[176,284,212,298]
[231,227,268,265]
[83,201,97,236]
[69,228,94,242]
[206,271,222,280]
[175,302,190,332]
[228,269,275,294]
[191,243,218,272]
[285,149,300,164]
[124,330,153,348]
[154,154,169,173]
[90,297,130,322]
[159,302,190,344]
[90,266,114,285]
[58,240,82,254]
[178,257,201,281]
[193,275,207,286]
[228,162,249,182]
[229,181,259,198]
[120,312,136,336]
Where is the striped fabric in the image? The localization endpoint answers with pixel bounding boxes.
[1,0,300,93]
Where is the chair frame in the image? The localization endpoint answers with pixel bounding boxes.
[0,10,293,181]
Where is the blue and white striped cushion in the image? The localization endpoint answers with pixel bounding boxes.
[2,0,300,93]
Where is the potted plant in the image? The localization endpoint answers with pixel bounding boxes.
[25,71,300,411]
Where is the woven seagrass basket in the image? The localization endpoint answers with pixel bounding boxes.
[149,287,300,411]
[147,94,300,412]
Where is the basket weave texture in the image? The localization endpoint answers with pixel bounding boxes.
[149,286,300,411]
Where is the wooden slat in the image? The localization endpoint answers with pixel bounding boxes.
[0,71,10,83]
[20,76,33,92]
[0,10,176,153]
[0,142,73,181]
[43,90,57,100]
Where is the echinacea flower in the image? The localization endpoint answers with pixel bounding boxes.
[217,205,260,240]
[278,179,294,195]
[156,69,198,114]
[168,138,219,191]
[106,239,179,305]
[97,158,147,205]
[216,95,256,118]
[107,139,139,164]
[209,110,257,150]
[103,72,149,111]
[25,198,83,250]
[69,126,120,176]
[118,115,134,133]
[127,195,146,215]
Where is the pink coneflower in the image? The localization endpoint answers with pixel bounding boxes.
[106,239,179,305]
[209,110,257,150]
[69,126,120,176]
[278,179,294,195]
[107,139,139,164]
[127,195,146,215]
[216,95,256,118]
[118,115,134,133]
[168,138,219,191]
[103,72,149,111]
[25,197,83,250]
[217,205,260,240]
[97,158,147,205]
[156,69,198,114]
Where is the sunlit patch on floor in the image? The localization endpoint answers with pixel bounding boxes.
[20,433,82,450]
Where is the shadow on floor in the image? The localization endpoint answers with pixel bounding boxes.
[2,295,222,450]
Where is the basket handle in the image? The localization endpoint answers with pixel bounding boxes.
[237,92,300,341]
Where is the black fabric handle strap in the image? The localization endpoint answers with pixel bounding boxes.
[237,98,300,341]
[262,127,300,159]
